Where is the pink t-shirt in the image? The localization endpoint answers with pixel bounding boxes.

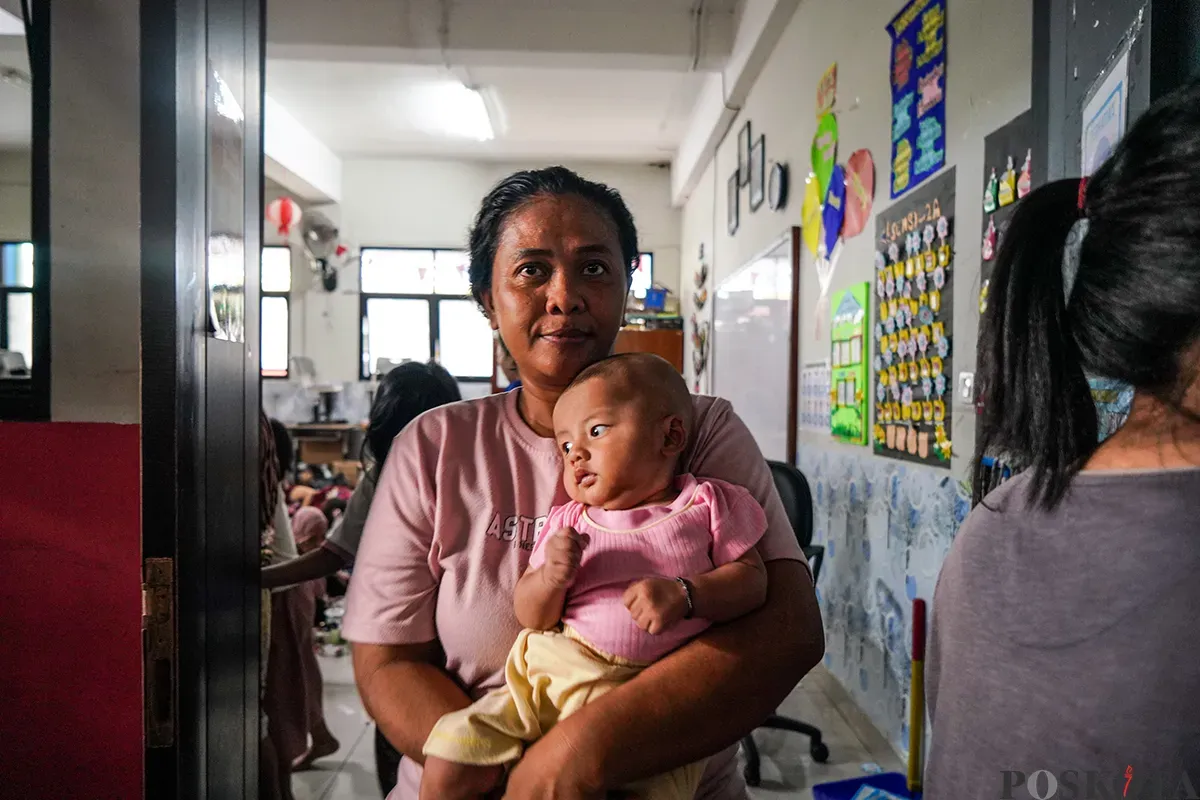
[343,389,805,800]
[528,474,766,663]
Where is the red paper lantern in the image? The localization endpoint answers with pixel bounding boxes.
[266,197,302,237]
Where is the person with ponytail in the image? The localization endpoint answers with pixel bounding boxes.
[925,83,1200,798]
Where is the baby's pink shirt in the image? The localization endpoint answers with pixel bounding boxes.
[529,474,766,663]
[342,389,805,800]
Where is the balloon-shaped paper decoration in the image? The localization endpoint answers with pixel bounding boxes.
[842,149,876,239]
[266,196,302,237]
[810,112,839,197]
[820,164,846,258]
[801,173,822,256]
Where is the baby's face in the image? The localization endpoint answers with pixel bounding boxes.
[553,377,673,509]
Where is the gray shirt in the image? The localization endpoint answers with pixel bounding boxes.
[325,472,375,562]
[926,468,1200,799]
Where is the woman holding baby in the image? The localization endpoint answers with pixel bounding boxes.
[342,166,825,800]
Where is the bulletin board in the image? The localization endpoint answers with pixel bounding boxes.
[871,167,956,467]
[829,283,869,445]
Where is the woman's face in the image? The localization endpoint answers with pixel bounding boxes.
[482,194,628,392]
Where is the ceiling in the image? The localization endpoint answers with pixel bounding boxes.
[265,0,740,163]
[266,60,705,162]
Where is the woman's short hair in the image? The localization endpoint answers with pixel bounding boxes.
[975,79,1200,510]
[466,166,640,307]
[364,361,462,476]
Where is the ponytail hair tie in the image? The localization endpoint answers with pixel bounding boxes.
[1077,177,1089,215]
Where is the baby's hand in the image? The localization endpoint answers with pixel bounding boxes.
[623,577,688,635]
[541,527,587,590]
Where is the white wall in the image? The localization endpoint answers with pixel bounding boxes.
[49,0,141,423]
[0,150,29,241]
[272,159,681,387]
[679,0,1032,760]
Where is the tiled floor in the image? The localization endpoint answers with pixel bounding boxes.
[291,655,903,800]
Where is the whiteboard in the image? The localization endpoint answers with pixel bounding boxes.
[710,234,797,462]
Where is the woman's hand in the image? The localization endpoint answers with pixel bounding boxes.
[421,756,505,800]
[500,727,605,800]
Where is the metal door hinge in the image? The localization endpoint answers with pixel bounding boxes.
[143,557,175,748]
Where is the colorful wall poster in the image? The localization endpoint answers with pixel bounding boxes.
[830,283,869,445]
[1081,50,1128,176]
[872,167,956,467]
[800,361,832,433]
[887,0,946,199]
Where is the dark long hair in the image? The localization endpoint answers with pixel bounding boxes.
[466,166,640,307]
[975,80,1200,510]
[363,361,461,479]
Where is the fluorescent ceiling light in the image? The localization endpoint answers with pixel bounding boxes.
[411,81,495,142]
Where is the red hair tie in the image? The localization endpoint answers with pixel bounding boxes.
[1077,177,1089,213]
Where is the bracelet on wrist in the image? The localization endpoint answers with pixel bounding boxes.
[675,576,695,619]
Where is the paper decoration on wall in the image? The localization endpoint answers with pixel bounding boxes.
[691,321,711,394]
[872,167,956,467]
[997,156,1016,207]
[817,63,837,117]
[811,112,839,198]
[887,0,947,199]
[800,361,832,433]
[979,110,1035,317]
[691,263,712,394]
[801,174,823,256]
[830,283,870,444]
[1017,150,1033,198]
[820,164,846,258]
[842,149,876,239]
[813,165,847,340]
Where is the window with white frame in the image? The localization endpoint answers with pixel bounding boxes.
[359,248,493,381]
[1,242,34,374]
[260,246,291,378]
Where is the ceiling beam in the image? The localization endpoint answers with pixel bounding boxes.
[266,0,735,72]
[670,0,801,206]
[264,94,342,204]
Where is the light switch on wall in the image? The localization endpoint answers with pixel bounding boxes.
[958,371,975,403]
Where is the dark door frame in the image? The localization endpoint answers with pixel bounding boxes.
[141,0,265,796]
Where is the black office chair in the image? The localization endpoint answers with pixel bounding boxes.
[740,460,828,787]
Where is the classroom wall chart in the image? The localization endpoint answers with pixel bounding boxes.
[887,0,947,199]
[872,167,956,467]
[830,283,869,445]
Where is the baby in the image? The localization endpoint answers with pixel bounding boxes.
[421,353,769,800]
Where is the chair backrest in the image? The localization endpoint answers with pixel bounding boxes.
[767,460,814,548]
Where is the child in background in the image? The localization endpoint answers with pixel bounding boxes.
[265,507,340,782]
[421,354,771,800]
